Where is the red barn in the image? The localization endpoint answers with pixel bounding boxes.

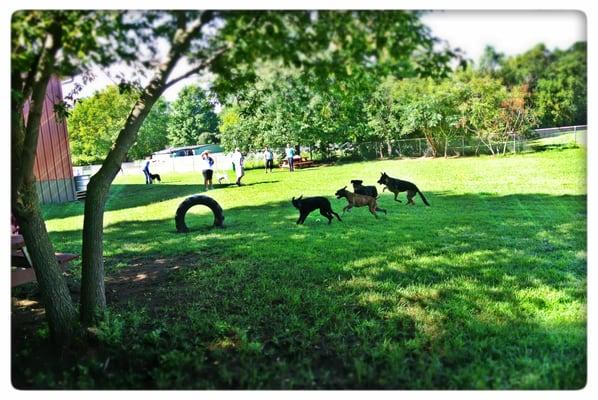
[23,76,76,204]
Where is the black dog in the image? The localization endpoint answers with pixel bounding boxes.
[377,172,430,206]
[149,173,161,183]
[291,195,342,225]
[350,179,378,198]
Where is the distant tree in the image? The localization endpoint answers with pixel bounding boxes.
[497,42,586,127]
[455,71,537,155]
[534,42,586,126]
[167,85,218,146]
[365,76,404,157]
[498,43,552,88]
[497,84,538,154]
[477,45,505,75]
[130,97,170,159]
[68,86,170,164]
[196,131,219,145]
[390,77,446,157]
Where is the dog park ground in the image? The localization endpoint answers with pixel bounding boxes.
[12,147,586,389]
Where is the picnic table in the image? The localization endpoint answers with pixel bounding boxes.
[12,234,26,250]
[11,233,78,287]
[280,156,316,169]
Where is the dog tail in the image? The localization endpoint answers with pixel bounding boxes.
[417,188,430,206]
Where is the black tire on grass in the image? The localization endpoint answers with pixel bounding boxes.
[175,195,225,232]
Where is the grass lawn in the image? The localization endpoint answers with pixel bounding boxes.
[12,147,586,389]
[527,129,587,149]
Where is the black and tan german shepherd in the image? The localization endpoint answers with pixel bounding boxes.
[377,172,430,206]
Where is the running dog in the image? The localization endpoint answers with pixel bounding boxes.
[377,172,430,206]
[335,186,387,218]
[291,195,342,225]
[149,173,161,183]
[350,179,378,198]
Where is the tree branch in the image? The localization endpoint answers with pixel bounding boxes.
[163,45,229,89]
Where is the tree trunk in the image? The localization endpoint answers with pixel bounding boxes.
[481,138,495,155]
[79,177,110,324]
[386,139,392,158]
[11,20,78,345]
[444,137,448,158]
[80,96,161,325]
[15,181,78,344]
[424,131,437,157]
[78,13,209,324]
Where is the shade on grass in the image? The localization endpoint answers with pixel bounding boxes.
[14,147,586,389]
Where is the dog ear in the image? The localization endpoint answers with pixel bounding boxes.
[292,196,295,201]
[298,195,303,200]
[343,186,347,190]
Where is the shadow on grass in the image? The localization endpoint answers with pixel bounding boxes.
[15,191,586,389]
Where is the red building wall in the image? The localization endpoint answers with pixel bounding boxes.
[23,76,76,203]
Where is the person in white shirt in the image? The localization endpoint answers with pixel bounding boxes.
[200,151,215,190]
[232,148,245,186]
[263,146,274,173]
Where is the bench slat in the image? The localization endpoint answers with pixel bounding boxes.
[11,253,78,288]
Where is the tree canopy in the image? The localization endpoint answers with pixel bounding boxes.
[68,86,170,164]
[487,41,586,127]
[167,85,218,147]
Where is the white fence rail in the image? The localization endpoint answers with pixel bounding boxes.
[74,152,235,177]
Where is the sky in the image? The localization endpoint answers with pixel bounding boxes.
[62,10,587,102]
[421,10,586,63]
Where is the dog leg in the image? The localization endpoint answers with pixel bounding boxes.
[407,190,416,205]
[297,213,306,224]
[376,207,387,214]
[370,208,379,218]
[320,209,333,224]
[394,192,402,202]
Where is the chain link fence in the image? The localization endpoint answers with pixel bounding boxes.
[321,125,587,161]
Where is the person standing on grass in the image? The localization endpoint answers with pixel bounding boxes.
[285,143,295,172]
[143,155,153,184]
[263,146,274,173]
[232,147,245,186]
[200,150,215,190]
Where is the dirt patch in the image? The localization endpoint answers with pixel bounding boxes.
[105,253,206,307]
[12,253,207,336]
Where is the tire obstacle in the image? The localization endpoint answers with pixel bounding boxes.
[175,195,225,232]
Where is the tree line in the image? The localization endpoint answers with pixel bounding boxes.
[68,39,585,165]
[218,41,586,157]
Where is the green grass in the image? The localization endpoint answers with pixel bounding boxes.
[527,130,587,149]
[13,148,586,389]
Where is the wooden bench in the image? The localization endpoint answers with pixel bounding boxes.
[280,157,316,169]
[11,250,78,288]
